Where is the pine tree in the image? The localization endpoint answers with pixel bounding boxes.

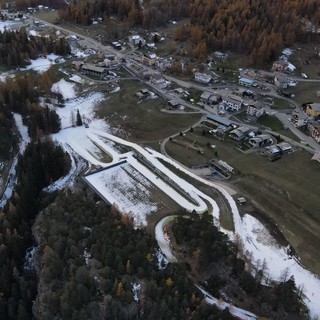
[76,109,83,126]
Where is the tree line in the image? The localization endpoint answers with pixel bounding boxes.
[0,28,69,68]
[172,213,308,319]
[0,139,71,319]
[31,190,236,319]
[58,0,319,63]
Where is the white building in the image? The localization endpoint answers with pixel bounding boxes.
[221,95,243,111]
[194,72,212,84]
[246,101,265,119]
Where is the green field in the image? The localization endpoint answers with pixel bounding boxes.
[257,114,284,131]
[291,82,320,105]
[95,80,201,141]
[164,127,320,275]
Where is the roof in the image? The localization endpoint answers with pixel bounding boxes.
[277,142,293,151]
[82,63,106,73]
[311,153,320,162]
[308,103,320,112]
[239,77,254,84]
[207,114,232,127]
[200,92,211,100]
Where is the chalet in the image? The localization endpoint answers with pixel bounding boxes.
[168,100,180,109]
[150,73,165,85]
[274,76,289,89]
[307,122,320,143]
[111,41,122,50]
[194,72,212,84]
[306,103,320,117]
[249,134,273,148]
[214,51,228,60]
[277,142,293,153]
[229,126,250,141]
[246,101,265,119]
[239,77,254,87]
[130,35,144,46]
[221,95,243,111]
[81,63,107,77]
[72,61,84,71]
[265,145,282,156]
[272,60,288,72]
[142,53,158,66]
[200,92,212,105]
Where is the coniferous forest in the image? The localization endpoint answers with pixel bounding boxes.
[0,139,71,319]
[31,191,236,320]
[57,0,320,63]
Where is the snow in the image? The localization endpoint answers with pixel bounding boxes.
[51,79,76,100]
[69,74,85,84]
[71,47,89,58]
[22,54,60,73]
[154,249,169,270]
[0,114,30,208]
[282,48,293,56]
[155,216,177,263]
[23,246,36,271]
[53,92,106,129]
[286,62,296,71]
[110,86,120,93]
[85,163,158,227]
[28,29,39,36]
[0,21,16,32]
[241,214,320,317]
[132,283,141,303]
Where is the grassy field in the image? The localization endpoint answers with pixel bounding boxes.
[257,114,284,131]
[33,10,59,23]
[164,127,320,275]
[291,82,320,105]
[271,98,292,110]
[95,80,201,141]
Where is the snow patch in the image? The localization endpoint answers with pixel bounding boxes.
[51,79,76,100]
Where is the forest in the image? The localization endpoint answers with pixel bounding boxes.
[171,213,308,319]
[31,190,235,320]
[58,0,320,63]
[0,139,71,319]
[0,28,70,68]
[0,28,70,159]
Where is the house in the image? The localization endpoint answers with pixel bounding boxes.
[306,103,320,117]
[194,72,212,84]
[221,95,243,111]
[265,145,282,156]
[81,63,107,77]
[72,60,84,71]
[249,134,273,148]
[246,101,265,119]
[239,77,254,87]
[142,53,158,66]
[168,100,180,109]
[274,76,289,89]
[307,122,320,143]
[111,41,122,50]
[214,51,228,60]
[150,73,165,85]
[200,92,212,105]
[129,35,144,46]
[229,126,250,141]
[291,112,309,127]
[277,142,293,153]
[272,60,288,72]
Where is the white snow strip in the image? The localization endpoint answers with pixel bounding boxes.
[22,54,60,73]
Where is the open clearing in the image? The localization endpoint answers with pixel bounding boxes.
[291,81,320,105]
[95,80,201,141]
[164,127,320,275]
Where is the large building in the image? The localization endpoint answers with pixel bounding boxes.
[194,72,212,84]
[307,122,320,143]
[246,101,265,119]
[239,77,254,87]
[81,63,107,77]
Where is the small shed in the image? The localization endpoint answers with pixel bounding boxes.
[237,197,247,205]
